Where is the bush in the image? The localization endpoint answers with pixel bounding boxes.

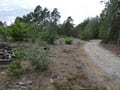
[65,37,73,44]
[13,48,25,60]
[7,61,24,78]
[7,48,26,78]
[9,22,31,41]
[26,43,52,70]
[0,26,8,41]
[27,24,41,42]
[40,30,57,44]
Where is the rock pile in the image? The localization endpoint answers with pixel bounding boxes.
[0,42,14,61]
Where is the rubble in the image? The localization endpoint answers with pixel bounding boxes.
[0,42,14,62]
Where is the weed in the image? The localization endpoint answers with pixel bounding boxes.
[7,61,24,78]
[67,76,77,81]
[65,37,73,44]
[52,82,67,90]
[13,48,25,60]
[26,43,52,71]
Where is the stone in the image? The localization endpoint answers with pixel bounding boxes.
[0,42,14,61]
[16,82,25,86]
[16,81,33,86]
[26,81,33,85]
[50,79,54,83]
[21,86,27,89]
[0,55,3,59]
[1,72,5,74]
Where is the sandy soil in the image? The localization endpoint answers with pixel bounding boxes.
[101,43,120,57]
[84,40,120,90]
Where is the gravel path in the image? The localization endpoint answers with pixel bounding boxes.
[84,40,120,83]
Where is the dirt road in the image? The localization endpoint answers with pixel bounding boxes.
[84,40,120,89]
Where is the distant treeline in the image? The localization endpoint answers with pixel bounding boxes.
[0,0,120,44]
[74,0,120,44]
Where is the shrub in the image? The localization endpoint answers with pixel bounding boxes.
[26,44,52,70]
[27,24,41,42]
[9,22,31,41]
[65,37,73,44]
[7,61,24,78]
[7,48,26,78]
[0,26,8,41]
[40,30,57,44]
[13,48,25,60]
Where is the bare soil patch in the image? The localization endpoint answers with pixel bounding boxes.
[101,43,120,57]
[84,40,120,90]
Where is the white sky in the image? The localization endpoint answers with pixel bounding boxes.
[0,0,105,25]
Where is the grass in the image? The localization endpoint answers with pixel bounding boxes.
[52,82,68,90]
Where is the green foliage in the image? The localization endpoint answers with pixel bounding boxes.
[2,3,119,44]
[0,21,3,27]
[51,8,61,24]
[13,48,25,60]
[61,17,74,36]
[16,5,61,29]
[7,42,51,77]
[26,44,52,70]
[99,21,109,43]
[7,48,26,78]
[73,18,89,38]
[27,22,59,43]
[40,30,57,44]
[65,37,73,44]
[27,24,41,42]
[74,17,99,40]
[7,61,24,78]
[99,0,120,44]
[9,21,31,41]
[83,17,99,40]
[0,26,8,41]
